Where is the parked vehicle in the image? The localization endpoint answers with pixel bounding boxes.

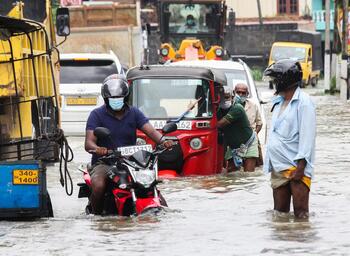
[268,30,322,88]
[0,1,70,218]
[171,60,267,145]
[127,65,227,178]
[59,52,124,136]
[77,123,177,216]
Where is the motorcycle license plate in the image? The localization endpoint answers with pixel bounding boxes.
[117,144,153,156]
[13,170,39,185]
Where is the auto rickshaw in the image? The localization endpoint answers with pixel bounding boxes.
[126,65,226,178]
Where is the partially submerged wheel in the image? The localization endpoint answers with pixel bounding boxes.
[85,204,92,215]
[311,76,318,87]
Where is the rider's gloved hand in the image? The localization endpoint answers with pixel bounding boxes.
[95,146,108,156]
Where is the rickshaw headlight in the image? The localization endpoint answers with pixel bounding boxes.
[190,138,203,150]
[136,138,146,145]
[160,48,169,57]
[215,48,223,57]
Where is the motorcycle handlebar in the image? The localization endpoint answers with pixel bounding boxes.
[89,143,176,157]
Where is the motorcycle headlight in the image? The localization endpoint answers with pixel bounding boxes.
[133,170,156,188]
[190,138,203,150]
[136,137,146,145]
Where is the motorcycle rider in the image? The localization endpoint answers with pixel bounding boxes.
[85,74,173,215]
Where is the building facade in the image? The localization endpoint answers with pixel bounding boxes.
[227,0,313,19]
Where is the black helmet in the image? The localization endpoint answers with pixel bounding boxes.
[101,74,129,98]
[263,59,302,93]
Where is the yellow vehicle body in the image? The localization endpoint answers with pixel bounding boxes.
[268,42,320,86]
[160,39,223,62]
[0,2,60,161]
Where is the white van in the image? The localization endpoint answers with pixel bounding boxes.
[59,52,124,136]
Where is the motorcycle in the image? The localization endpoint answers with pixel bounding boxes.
[77,122,177,216]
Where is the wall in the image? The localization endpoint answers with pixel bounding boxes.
[60,1,142,67]
[227,0,313,19]
[224,23,299,68]
[58,26,142,67]
[68,3,137,27]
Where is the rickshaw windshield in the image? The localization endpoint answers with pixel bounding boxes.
[131,78,212,119]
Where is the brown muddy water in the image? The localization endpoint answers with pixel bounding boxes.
[1,83,349,256]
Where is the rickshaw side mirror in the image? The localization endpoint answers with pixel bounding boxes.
[162,122,177,134]
[56,7,70,37]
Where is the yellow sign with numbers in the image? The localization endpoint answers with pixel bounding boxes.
[13,170,39,185]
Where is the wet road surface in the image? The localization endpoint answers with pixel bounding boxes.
[1,82,350,256]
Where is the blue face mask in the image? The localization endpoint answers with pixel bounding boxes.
[109,98,124,111]
[240,96,247,103]
[235,94,242,103]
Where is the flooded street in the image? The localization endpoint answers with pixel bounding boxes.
[1,82,350,256]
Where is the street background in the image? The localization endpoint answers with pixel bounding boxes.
[1,81,350,256]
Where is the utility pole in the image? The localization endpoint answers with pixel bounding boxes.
[342,0,348,56]
[340,0,349,100]
[257,0,263,28]
[325,0,331,91]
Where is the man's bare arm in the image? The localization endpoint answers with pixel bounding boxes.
[140,122,162,144]
[85,130,107,155]
[217,118,230,129]
[141,122,174,148]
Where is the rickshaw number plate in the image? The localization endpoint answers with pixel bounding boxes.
[118,144,153,156]
[13,170,39,185]
[66,97,97,105]
[150,120,192,130]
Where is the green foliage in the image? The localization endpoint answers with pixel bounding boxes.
[251,68,263,81]
[51,0,60,24]
[330,75,337,94]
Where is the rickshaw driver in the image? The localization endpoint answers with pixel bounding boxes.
[85,74,173,215]
[217,89,258,172]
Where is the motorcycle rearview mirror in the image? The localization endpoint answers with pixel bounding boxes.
[94,127,112,139]
[162,122,177,134]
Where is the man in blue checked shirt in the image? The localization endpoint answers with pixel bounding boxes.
[263,60,316,218]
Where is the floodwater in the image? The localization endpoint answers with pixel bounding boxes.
[1,82,350,256]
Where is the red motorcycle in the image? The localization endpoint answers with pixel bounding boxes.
[77,123,177,216]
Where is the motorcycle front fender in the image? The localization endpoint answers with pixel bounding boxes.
[135,197,162,215]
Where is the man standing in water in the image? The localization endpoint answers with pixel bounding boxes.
[263,60,316,218]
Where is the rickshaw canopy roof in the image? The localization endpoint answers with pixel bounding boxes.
[127,65,227,85]
[0,16,40,36]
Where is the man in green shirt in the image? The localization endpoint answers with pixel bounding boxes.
[217,88,259,172]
